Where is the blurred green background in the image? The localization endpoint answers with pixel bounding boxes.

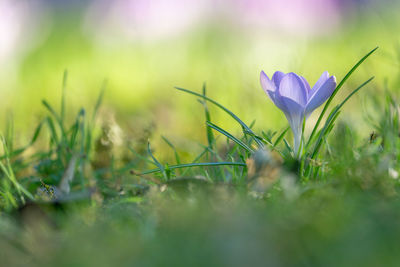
[2,3,400,265]
[1,0,400,154]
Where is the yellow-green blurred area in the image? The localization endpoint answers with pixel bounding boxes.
[1,0,400,160]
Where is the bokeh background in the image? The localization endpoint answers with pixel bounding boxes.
[1,0,400,156]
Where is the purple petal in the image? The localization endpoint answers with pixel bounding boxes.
[272,71,285,89]
[260,71,286,111]
[278,96,305,152]
[309,71,329,99]
[278,73,308,106]
[305,76,336,116]
[260,71,276,93]
[279,97,305,132]
[300,76,311,92]
[260,70,277,101]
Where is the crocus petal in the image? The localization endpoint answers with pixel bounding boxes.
[278,73,308,106]
[279,97,305,133]
[260,71,287,111]
[309,71,329,99]
[277,95,305,153]
[305,76,336,116]
[260,71,276,101]
[260,71,276,92]
[300,76,311,92]
[272,71,285,89]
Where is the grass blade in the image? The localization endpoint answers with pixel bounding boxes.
[206,121,254,154]
[201,84,215,149]
[0,136,34,201]
[92,81,106,123]
[140,162,247,175]
[61,70,68,126]
[243,130,273,146]
[162,136,181,165]
[147,142,167,180]
[273,127,290,147]
[46,116,59,145]
[42,100,62,125]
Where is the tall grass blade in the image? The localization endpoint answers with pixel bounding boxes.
[307,47,378,148]
[310,77,374,159]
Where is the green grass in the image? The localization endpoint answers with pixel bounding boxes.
[2,45,400,266]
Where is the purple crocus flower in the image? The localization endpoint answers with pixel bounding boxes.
[260,71,336,153]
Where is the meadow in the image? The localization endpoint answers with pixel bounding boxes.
[1,1,400,266]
